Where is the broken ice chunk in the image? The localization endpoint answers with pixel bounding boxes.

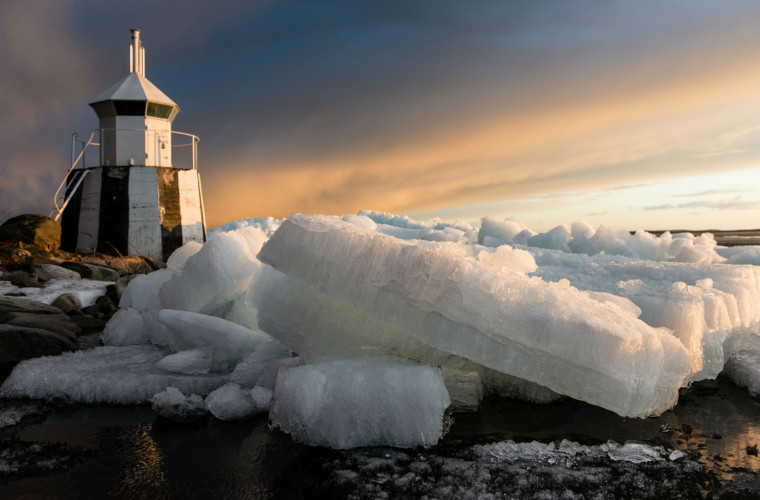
[156,347,214,375]
[269,357,451,449]
[723,346,760,398]
[119,269,173,311]
[0,345,227,404]
[102,307,149,346]
[158,227,268,313]
[150,386,207,422]
[156,309,274,371]
[166,241,203,271]
[206,383,271,421]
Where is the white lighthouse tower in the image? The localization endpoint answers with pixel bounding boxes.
[54,29,206,261]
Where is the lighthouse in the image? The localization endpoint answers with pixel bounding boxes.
[54,29,206,261]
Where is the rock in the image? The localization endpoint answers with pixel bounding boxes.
[0,270,41,288]
[59,262,120,282]
[0,297,65,316]
[69,315,107,334]
[0,214,61,250]
[82,295,117,320]
[95,255,156,276]
[1,312,80,340]
[33,264,81,281]
[77,254,157,276]
[0,324,75,363]
[51,293,82,315]
[0,248,33,272]
[74,332,104,351]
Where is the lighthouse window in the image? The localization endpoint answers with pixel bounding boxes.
[147,102,175,120]
[113,100,147,116]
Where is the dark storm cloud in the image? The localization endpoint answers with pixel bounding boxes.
[3,1,760,224]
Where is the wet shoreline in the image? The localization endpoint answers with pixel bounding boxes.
[1,376,759,498]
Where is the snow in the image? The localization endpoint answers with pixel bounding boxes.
[0,278,111,307]
[3,210,760,450]
[269,357,450,449]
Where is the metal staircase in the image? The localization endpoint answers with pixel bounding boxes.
[49,131,98,221]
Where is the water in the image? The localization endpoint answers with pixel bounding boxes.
[1,376,759,498]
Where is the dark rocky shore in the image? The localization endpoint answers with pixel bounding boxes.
[0,214,157,377]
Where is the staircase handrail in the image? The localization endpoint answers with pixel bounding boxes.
[50,130,98,221]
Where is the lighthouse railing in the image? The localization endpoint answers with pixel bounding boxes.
[51,128,199,220]
[74,129,199,170]
[170,131,200,171]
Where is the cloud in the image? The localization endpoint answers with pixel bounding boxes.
[674,188,752,198]
[4,1,760,228]
[643,196,760,212]
[0,0,94,139]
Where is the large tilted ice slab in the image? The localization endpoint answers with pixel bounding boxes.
[255,268,557,411]
[258,215,691,418]
[0,345,228,404]
[269,357,450,449]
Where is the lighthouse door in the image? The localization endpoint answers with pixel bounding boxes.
[145,119,172,167]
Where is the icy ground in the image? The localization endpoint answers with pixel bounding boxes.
[320,440,714,499]
[3,211,760,451]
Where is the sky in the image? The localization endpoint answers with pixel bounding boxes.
[2,0,760,232]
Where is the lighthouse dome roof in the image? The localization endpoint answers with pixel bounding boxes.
[90,72,177,108]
